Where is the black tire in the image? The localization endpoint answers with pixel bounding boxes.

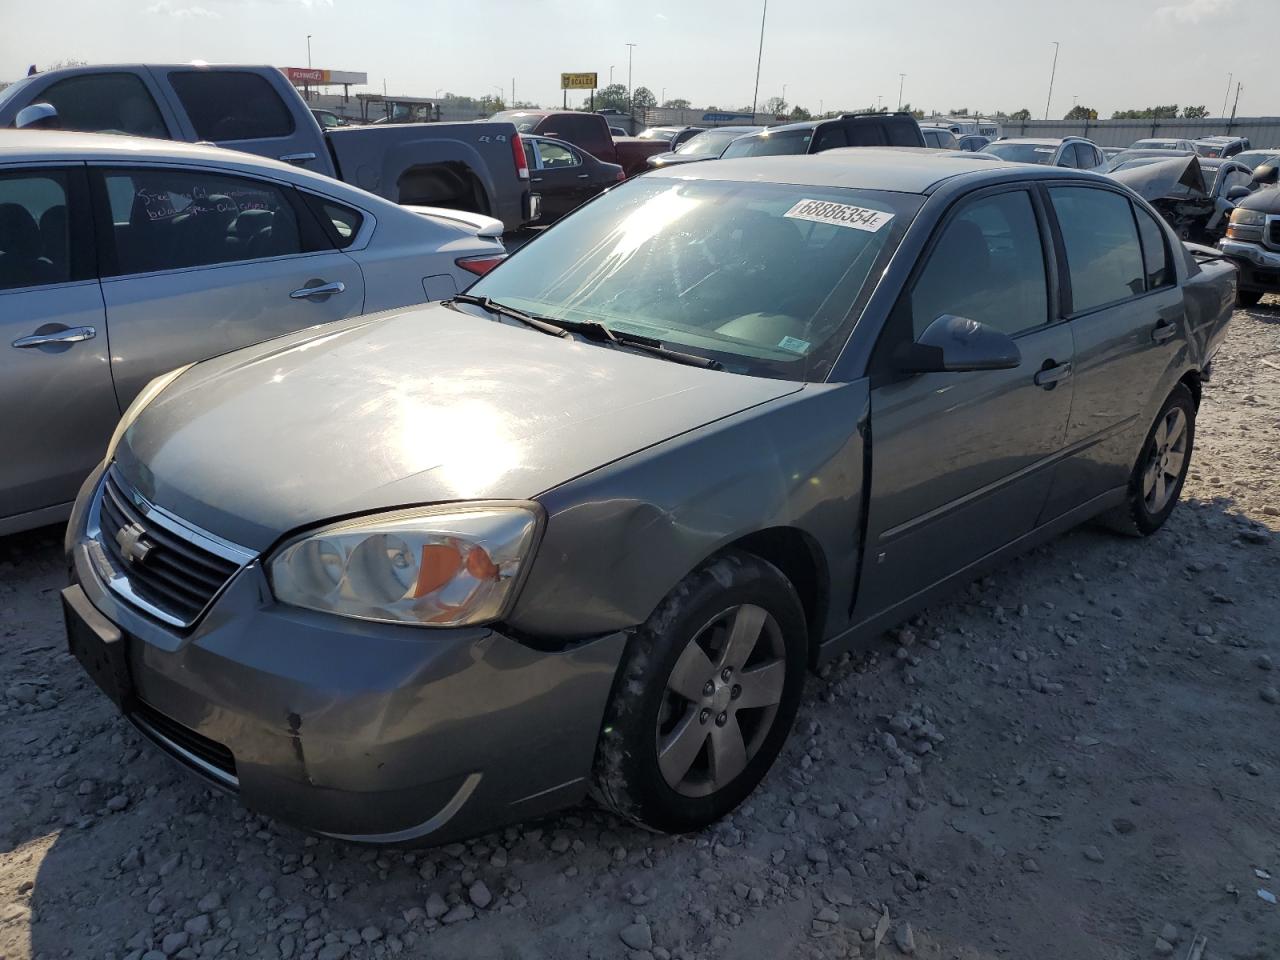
[1237,289,1264,308]
[1100,384,1196,537]
[591,551,807,833]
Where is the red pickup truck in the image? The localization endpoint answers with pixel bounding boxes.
[492,110,669,177]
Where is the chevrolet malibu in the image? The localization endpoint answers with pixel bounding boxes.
[63,151,1234,845]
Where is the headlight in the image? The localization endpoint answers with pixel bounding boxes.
[269,504,541,627]
[105,364,193,461]
[1230,208,1266,226]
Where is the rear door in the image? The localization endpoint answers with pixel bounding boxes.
[158,69,329,174]
[1041,185,1184,517]
[858,186,1074,618]
[0,165,119,525]
[90,163,365,407]
[529,140,593,221]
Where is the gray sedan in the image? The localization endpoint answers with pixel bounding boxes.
[1,131,505,535]
[63,151,1233,845]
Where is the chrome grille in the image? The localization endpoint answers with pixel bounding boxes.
[1267,218,1280,251]
[90,471,254,628]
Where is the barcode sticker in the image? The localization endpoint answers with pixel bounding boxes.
[784,199,894,233]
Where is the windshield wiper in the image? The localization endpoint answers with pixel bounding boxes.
[552,318,723,370]
[450,294,570,338]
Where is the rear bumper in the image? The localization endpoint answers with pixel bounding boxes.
[65,475,626,845]
[1218,238,1280,290]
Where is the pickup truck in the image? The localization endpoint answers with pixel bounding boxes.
[1218,161,1280,306]
[0,64,535,231]
[490,110,669,177]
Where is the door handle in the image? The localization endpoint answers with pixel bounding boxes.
[1033,361,1072,388]
[531,176,544,183]
[12,325,96,348]
[1151,318,1178,343]
[279,152,318,165]
[289,281,346,300]
[577,173,590,179]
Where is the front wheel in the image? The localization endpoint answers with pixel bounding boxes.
[1100,384,1196,536]
[591,551,807,833]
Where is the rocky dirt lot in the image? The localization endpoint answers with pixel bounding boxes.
[2,303,1278,960]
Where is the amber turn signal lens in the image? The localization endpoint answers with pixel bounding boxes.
[414,544,462,597]
[466,545,499,581]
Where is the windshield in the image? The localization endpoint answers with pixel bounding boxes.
[980,142,1056,164]
[468,177,922,381]
[638,128,675,140]
[721,129,812,158]
[491,111,543,133]
[0,76,35,112]
[677,129,752,157]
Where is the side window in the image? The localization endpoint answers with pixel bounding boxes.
[101,168,304,275]
[922,130,939,148]
[300,194,364,249]
[0,171,71,291]
[909,190,1048,337]
[1049,187,1146,312]
[537,141,579,169]
[813,125,849,151]
[523,139,538,171]
[1133,204,1173,291]
[169,72,295,141]
[1221,168,1252,193]
[38,73,167,138]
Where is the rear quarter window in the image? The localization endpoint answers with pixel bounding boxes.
[169,71,295,141]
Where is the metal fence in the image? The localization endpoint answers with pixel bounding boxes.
[996,117,1280,149]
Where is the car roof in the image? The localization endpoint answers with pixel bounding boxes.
[0,129,401,208]
[646,146,1095,194]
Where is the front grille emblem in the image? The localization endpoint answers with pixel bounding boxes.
[114,522,155,566]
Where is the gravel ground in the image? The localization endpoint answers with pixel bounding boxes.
[2,301,1278,960]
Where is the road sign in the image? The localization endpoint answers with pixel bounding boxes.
[561,72,598,90]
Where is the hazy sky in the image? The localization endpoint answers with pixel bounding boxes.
[0,0,1271,118]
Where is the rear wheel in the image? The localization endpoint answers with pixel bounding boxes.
[1237,289,1264,308]
[1100,384,1196,537]
[591,551,807,833]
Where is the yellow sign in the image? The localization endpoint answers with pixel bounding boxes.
[561,72,598,90]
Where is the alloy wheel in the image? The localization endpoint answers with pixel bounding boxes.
[655,603,787,798]
[1142,406,1188,514]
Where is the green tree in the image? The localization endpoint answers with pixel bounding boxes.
[763,95,788,115]
[789,105,812,121]
[900,102,924,120]
[1183,104,1209,119]
[632,86,657,110]
[1064,105,1095,120]
[949,107,970,117]
[1009,108,1032,121]
[1111,105,1179,119]
[662,97,691,109]
[585,83,629,112]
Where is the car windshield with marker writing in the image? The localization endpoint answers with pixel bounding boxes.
[467,176,922,381]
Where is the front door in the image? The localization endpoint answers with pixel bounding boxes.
[857,187,1074,620]
[90,164,365,407]
[0,166,118,526]
[530,140,593,222]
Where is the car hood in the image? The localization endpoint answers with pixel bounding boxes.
[1108,156,1208,201]
[115,304,801,552]
[1235,183,1280,213]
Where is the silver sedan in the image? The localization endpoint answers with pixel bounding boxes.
[0,131,506,535]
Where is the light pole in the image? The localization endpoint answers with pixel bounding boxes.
[305,35,312,101]
[625,43,638,114]
[751,0,768,119]
[1044,41,1059,120]
[492,84,504,107]
[782,82,788,108]
[435,88,443,98]
[661,87,666,105]
[609,65,615,85]
[897,73,905,111]
[1220,72,1233,117]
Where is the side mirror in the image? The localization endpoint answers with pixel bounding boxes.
[897,314,1022,374]
[1253,163,1279,186]
[1226,185,1252,202]
[14,102,58,130]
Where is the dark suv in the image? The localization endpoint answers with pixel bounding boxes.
[720,112,925,158]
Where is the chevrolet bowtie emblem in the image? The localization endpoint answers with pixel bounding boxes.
[114,522,155,565]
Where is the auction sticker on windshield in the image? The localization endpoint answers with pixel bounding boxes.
[784,199,894,233]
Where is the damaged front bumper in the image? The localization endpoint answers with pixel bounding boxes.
[1218,238,1280,290]
[64,470,626,845]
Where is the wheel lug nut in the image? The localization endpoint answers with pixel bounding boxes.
[720,668,732,682]
[703,681,715,697]
[731,684,742,700]
[699,708,711,724]
[715,712,728,726]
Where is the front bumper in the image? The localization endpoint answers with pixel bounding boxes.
[65,470,626,845]
[1218,238,1280,291]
